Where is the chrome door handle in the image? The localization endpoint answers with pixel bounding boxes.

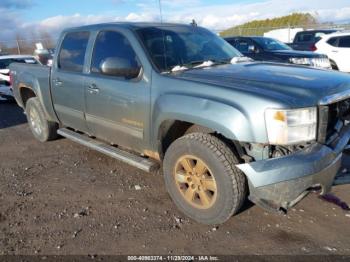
[87,84,99,94]
[332,50,339,53]
[52,78,63,86]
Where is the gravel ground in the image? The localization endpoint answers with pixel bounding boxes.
[0,100,350,256]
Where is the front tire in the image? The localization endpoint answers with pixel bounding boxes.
[25,97,58,142]
[163,133,247,224]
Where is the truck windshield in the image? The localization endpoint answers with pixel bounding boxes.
[253,37,292,51]
[136,26,241,72]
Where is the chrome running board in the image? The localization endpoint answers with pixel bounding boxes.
[57,128,159,173]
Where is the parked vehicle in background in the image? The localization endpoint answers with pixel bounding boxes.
[225,36,331,69]
[315,31,350,72]
[46,48,55,66]
[10,22,350,224]
[0,55,39,101]
[263,27,303,44]
[290,29,337,51]
[34,48,52,66]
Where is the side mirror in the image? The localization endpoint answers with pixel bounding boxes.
[100,57,140,79]
[248,45,256,53]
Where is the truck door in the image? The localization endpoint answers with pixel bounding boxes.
[51,31,90,132]
[84,30,150,151]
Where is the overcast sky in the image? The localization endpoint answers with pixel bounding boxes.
[1,0,350,42]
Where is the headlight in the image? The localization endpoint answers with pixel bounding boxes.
[265,108,317,145]
[289,57,331,69]
[312,57,331,69]
[289,57,312,65]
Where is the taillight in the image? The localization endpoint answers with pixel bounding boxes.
[310,44,317,52]
[9,72,13,86]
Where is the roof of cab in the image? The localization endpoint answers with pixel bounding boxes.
[63,22,193,33]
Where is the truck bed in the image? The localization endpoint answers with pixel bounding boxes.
[10,63,57,122]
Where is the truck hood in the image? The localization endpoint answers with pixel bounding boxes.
[172,62,350,107]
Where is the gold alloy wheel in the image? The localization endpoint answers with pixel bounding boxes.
[173,155,217,209]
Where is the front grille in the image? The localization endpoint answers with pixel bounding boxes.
[318,98,350,144]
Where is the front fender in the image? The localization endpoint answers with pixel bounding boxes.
[153,94,255,143]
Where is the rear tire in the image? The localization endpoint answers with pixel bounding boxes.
[25,97,58,142]
[163,133,247,224]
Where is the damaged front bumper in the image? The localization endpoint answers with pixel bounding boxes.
[237,125,350,212]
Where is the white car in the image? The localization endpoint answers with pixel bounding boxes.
[0,55,40,101]
[315,32,350,73]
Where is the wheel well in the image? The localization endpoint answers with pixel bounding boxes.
[159,120,193,155]
[330,59,339,70]
[159,120,243,161]
[20,87,36,107]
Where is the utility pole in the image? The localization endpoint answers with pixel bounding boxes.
[158,0,163,23]
[288,24,291,43]
[16,40,21,55]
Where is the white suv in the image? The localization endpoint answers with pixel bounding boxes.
[315,32,350,73]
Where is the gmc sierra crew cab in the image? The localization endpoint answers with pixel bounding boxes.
[10,22,350,224]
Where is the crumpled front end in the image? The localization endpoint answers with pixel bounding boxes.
[237,124,350,212]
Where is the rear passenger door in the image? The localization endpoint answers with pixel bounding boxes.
[333,36,350,72]
[84,30,150,151]
[51,31,90,132]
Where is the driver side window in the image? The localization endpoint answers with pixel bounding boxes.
[91,30,140,76]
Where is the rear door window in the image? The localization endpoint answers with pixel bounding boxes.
[296,33,314,43]
[226,39,238,47]
[58,31,90,72]
[327,37,338,47]
[338,36,350,48]
[235,39,250,53]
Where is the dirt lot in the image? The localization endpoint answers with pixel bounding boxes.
[0,100,350,256]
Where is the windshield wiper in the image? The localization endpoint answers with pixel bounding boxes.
[171,57,253,72]
[171,65,189,72]
[230,56,254,64]
[171,60,211,72]
[171,60,226,72]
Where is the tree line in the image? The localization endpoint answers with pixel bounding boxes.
[220,13,319,37]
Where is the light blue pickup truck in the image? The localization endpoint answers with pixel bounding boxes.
[10,22,350,224]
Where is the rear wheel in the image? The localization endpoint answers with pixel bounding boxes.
[163,133,247,224]
[26,97,58,142]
